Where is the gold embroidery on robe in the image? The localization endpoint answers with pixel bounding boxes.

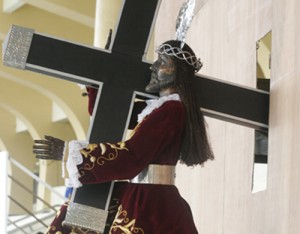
[80,144,99,159]
[79,142,128,176]
[128,122,142,139]
[110,205,144,234]
[70,227,100,234]
[45,203,70,233]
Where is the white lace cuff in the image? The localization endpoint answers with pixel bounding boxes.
[66,140,89,188]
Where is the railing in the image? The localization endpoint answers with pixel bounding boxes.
[3,154,67,234]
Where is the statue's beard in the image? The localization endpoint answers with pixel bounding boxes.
[145,73,175,93]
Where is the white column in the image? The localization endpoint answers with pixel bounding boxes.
[94,0,123,48]
[0,151,8,234]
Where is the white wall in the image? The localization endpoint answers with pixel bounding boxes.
[155,0,299,233]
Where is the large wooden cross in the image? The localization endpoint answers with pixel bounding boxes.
[2,0,269,232]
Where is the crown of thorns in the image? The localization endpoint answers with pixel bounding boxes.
[156,43,203,73]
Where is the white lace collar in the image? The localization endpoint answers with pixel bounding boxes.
[137,93,181,123]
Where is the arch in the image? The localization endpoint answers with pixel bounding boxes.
[0,70,88,140]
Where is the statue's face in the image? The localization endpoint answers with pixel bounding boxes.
[145,54,176,93]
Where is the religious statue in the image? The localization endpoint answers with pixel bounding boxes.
[33,39,214,233]
[32,1,216,233]
[1,0,269,232]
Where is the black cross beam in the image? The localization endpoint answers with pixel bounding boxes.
[2,0,269,231]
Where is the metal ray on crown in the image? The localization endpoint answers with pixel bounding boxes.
[176,0,196,47]
[156,0,203,73]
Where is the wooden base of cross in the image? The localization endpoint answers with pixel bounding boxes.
[2,0,269,232]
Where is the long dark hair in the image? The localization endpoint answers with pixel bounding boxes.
[163,40,214,166]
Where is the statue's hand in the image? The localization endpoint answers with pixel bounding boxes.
[33,135,65,161]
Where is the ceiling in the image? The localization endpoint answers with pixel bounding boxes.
[0,0,97,157]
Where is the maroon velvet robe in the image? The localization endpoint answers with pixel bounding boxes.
[46,100,198,234]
